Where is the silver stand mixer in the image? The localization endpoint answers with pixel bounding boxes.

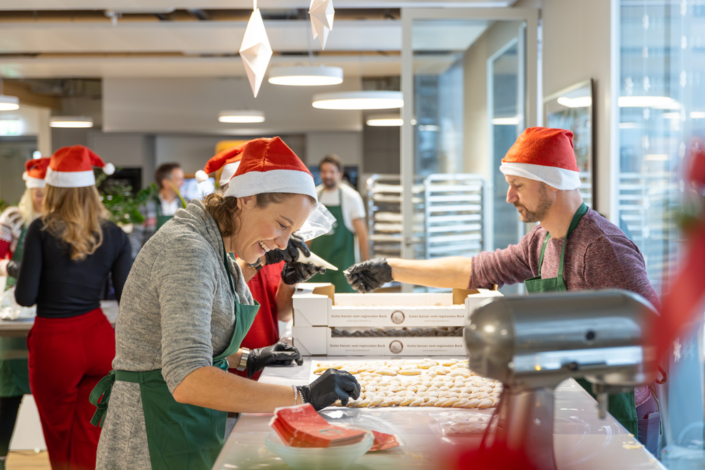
[465,290,658,470]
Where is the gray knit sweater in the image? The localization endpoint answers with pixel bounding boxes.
[96,200,253,470]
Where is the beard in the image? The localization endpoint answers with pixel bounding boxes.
[514,185,553,223]
[322,178,337,189]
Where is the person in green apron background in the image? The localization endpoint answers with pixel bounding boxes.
[343,128,662,455]
[93,137,360,470]
[0,157,49,470]
[127,163,186,259]
[310,154,369,293]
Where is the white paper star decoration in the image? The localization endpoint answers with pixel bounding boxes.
[239,8,272,98]
[309,0,335,50]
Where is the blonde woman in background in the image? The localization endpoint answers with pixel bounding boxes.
[14,146,132,470]
[0,157,49,470]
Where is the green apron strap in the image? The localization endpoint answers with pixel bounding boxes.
[557,203,588,280]
[5,225,27,290]
[89,370,116,427]
[536,235,550,278]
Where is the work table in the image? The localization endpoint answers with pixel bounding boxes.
[213,357,664,470]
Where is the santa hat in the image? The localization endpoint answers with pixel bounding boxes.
[499,127,580,190]
[223,137,317,200]
[23,157,51,189]
[196,144,245,186]
[45,145,114,188]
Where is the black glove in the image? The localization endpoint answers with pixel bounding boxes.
[246,342,303,378]
[6,261,19,279]
[281,262,326,285]
[265,234,310,265]
[297,369,361,411]
[343,258,393,293]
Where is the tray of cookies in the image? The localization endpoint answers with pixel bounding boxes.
[312,358,501,410]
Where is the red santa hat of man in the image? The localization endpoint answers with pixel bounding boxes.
[45,145,114,188]
[223,137,317,201]
[195,144,246,187]
[499,127,581,190]
[23,157,51,189]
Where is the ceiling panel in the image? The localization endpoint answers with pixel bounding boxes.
[0,0,514,10]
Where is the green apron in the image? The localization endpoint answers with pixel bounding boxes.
[309,189,356,293]
[0,225,31,397]
[90,238,260,470]
[524,203,638,436]
[155,196,185,231]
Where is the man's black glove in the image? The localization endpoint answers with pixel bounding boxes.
[265,234,310,265]
[6,261,19,279]
[297,369,361,411]
[343,258,393,293]
[246,342,303,378]
[281,262,325,285]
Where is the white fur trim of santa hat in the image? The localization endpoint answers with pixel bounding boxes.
[46,168,96,188]
[223,169,317,200]
[25,176,46,189]
[500,162,581,191]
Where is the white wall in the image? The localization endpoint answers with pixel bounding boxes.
[87,133,156,188]
[155,134,307,175]
[103,77,363,135]
[542,0,613,217]
[305,132,362,169]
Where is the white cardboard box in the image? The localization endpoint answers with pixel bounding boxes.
[292,283,502,328]
[293,325,466,356]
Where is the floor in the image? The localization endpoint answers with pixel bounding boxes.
[6,451,50,470]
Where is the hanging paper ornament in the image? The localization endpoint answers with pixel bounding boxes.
[309,0,335,50]
[239,7,273,98]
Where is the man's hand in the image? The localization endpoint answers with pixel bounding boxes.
[344,258,393,293]
[265,234,310,265]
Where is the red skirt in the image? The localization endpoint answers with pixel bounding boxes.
[27,308,115,470]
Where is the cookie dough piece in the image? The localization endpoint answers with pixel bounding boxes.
[375,367,398,376]
[421,398,439,407]
[478,399,494,409]
[452,399,470,408]
[440,359,459,367]
[313,367,329,375]
[355,398,372,408]
[369,396,385,407]
[400,369,422,376]
[441,398,461,408]
[450,369,471,378]
[409,397,425,407]
[466,399,481,408]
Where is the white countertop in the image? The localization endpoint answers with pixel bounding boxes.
[214,357,665,470]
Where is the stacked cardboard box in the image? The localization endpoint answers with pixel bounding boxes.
[292,283,502,356]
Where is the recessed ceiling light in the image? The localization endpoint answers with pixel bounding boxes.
[268,66,343,86]
[313,91,403,110]
[218,110,266,123]
[0,95,19,111]
[366,113,402,127]
[50,116,93,128]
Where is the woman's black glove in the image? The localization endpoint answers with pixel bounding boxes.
[265,234,310,265]
[343,258,393,293]
[281,262,325,285]
[246,342,303,378]
[5,261,19,279]
[297,369,361,411]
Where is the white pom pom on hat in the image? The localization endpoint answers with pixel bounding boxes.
[195,170,209,183]
[103,163,115,175]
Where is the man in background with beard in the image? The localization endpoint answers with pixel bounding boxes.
[344,127,661,453]
[309,154,369,293]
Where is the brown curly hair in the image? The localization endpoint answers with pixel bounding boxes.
[203,192,315,237]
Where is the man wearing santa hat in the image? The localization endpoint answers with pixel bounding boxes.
[345,127,661,453]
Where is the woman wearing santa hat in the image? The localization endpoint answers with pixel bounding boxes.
[14,146,132,470]
[91,137,359,470]
[345,127,661,453]
[196,145,322,381]
[0,157,49,469]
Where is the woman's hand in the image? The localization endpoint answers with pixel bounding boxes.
[265,234,310,265]
[281,262,325,285]
[344,258,393,293]
[297,369,361,410]
[246,342,303,378]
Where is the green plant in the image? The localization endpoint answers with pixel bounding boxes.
[97,171,158,225]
